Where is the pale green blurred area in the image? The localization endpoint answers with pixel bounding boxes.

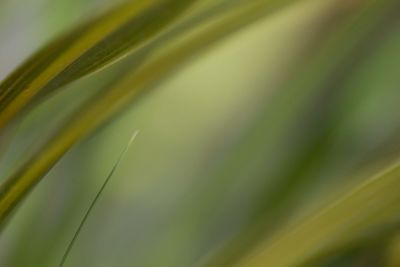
[0,0,400,267]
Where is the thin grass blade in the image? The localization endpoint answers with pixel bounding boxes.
[58,130,139,267]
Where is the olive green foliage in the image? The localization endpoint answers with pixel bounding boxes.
[0,0,399,266]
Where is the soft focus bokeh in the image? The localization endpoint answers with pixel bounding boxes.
[0,0,400,267]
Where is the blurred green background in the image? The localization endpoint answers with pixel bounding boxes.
[0,0,400,267]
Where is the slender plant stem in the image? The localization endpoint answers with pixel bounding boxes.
[58,130,139,267]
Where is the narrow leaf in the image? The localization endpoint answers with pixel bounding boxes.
[58,131,139,267]
[233,161,400,267]
[0,0,298,228]
[0,0,197,130]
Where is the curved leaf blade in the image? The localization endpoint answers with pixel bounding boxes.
[233,161,400,267]
[0,0,197,129]
[0,0,298,227]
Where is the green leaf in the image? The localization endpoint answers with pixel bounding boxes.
[0,0,197,130]
[233,161,400,267]
[0,0,298,229]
